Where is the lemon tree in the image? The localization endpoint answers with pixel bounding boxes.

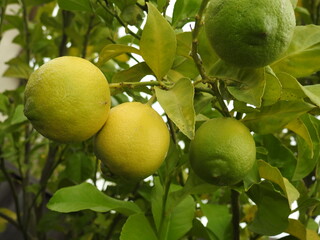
[1,0,320,239]
[94,102,170,181]
[204,0,296,68]
[24,56,111,142]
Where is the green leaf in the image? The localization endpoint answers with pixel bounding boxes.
[57,0,92,11]
[120,213,158,240]
[285,219,308,240]
[151,177,164,231]
[286,118,313,152]
[255,134,297,180]
[271,25,320,78]
[293,114,320,180]
[11,105,27,125]
[242,100,315,134]
[302,84,320,108]
[64,152,95,184]
[257,160,300,205]
[111,62,153,83]
[98,44,141,67]
[261,67,281,106]
[201,204,232,240]
[176,32,193,59]
[172,0,201,27]
[198,28,219,72]
[140,3,177,80]
[247,181,291,236]
[3,58,33,80]
[0,93,9,114]
[47,182,141,216]
[210,60,266,107]
[155,78,195,139]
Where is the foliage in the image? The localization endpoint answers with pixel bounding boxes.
[0,0,320,239]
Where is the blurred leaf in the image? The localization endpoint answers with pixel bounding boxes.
[285,219,308,240]
[111,62,152,83]
[3,57,33,80]
[120,4,143,26]
[286,118,313,152]
[151,177,164,231]
[262,67,282,106]
[155,78,195,139]
[247,181,291,236]
[257,160,300,205]
[210,60,266,107]
[63,152,95,184]
[242,100,315,134]
[57,0,92,12]
[0,93,9,114]
[98,44,140,67]
[140,3,177,80]
[0,208,16,233]
[198,28,219,72]
[172,0,201,27]
[271,25,320,78]
[201,204,232,240]
[176,32,192,59]
[293,114,320,180]
[47,182,141,216]
[255,134,296,179]
[10,105,27,125]
[120,213,158,240]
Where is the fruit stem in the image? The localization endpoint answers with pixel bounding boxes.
[146,94,156,106]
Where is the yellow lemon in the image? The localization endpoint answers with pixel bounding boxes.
[189,118,256,186]
[24,56,110,143]
[94,102,170,181]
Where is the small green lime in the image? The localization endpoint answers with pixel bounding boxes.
[204,0,296,68]
[189,118,256,186]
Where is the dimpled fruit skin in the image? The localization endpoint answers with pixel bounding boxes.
[204,0,296,68]
[189,118,256,186]
[24,56,110,143]
[94,102,170,181]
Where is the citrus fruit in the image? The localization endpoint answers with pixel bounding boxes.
[94,102,170,181]
[24,56,110,143]
[189,118,256,186]
[204,0,296,68]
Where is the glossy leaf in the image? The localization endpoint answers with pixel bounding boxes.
[47,182,141,216]
[242,100,315,134]
[140,3,177,80]
[271,25,320,78]
[155,78,195,139]
[98,44,141,67]
[285,219,309,240]
[11,105,27,125]
[247,181,291,236]
[210,60,266,107]
[257,160,300,205]
[286,118,313,152]
[176,32,192,59]
[120,213,158,240]
[112,62,153,83]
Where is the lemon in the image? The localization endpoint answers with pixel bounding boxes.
[204,0,296,68]
[189,118,256,186]
[94,102,170,181]
[24,56,110,143]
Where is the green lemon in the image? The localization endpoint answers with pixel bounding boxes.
[189,118,256,186]
[204,0,296,68]
[24,56,110,143]
[94,102,170,181]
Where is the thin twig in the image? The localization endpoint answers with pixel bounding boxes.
[0,212,20,230]
[0,0,8,42]
[109,81,161,89]
[97,0,141,40]
[231,189,240,240]
[82,15,95,58]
